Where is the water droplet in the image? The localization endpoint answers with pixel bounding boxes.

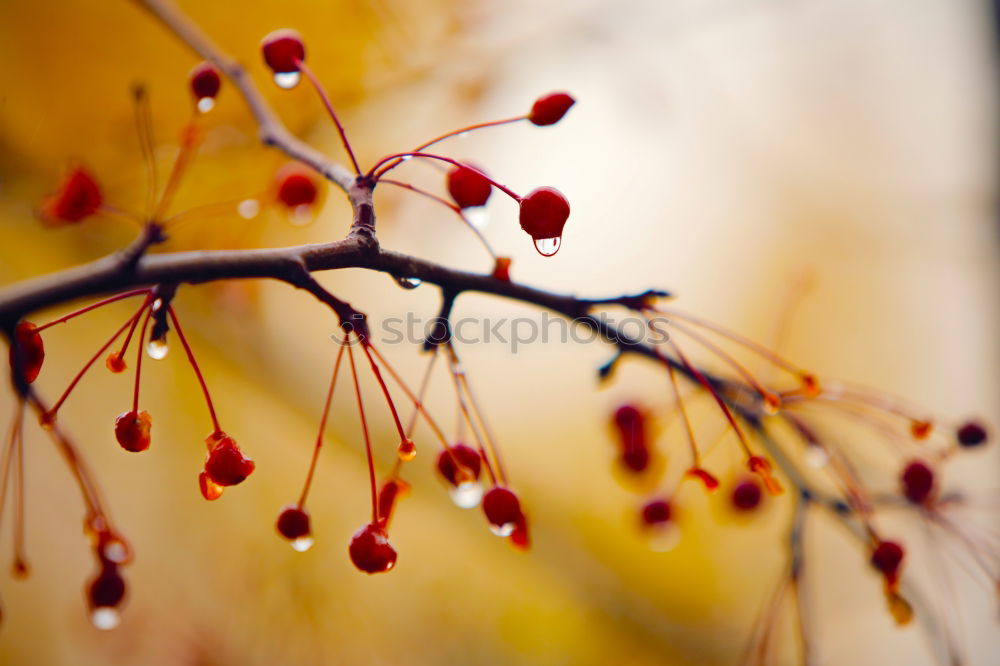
[237,199,260,219]
[273,71,301,89]
[394,276,422,290]
[464,206,490,230]
[90,607,121,630]
[146,338,168,360]
[489,522,516,538]
[533,236,561,257]
[196,97,216,114]
[291,536,314,553]
[457,131,470,139]
[288,204,313,226]
[449,481,483,509]
[804,445,829,468]
[648,524,681,552]
[151,298,163,313]
[400,155,412,161]
[397,438,417,461]
[102,540,129,564]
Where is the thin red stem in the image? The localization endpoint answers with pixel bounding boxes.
[35,289,150,332]
[299,338,347,508]
[376,115,527,175]
[448,344,507,485]
[295,59,362,176]
[167,306,221,434]
[361,343,411,445]
[132,309,152,413]
[370,153,521,201]
[347,338,380,524]
[444,346,498,485]
[0,404,22,546]
[153,123,200,221]
[12,415,26,574]
[365,345,452,450]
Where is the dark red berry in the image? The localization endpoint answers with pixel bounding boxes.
[276,506,311,540]
[276,166,318,207]
[261,29,305,73]
[482,487,523,536]
[519,186,569,240]
[189,62,221,101]
[620,446,650,474]
[528,92,575,126]
[40,167,102,224]
[731,479,762,511]
[88,563,126,610]
[901,460,934,505]
[114,410,152,453]
[349,523,397,574]
[9,321,44,384]
[871,540,905,583]
[957,421,988,447]
[447,165,492,209]
[641,499,672,527]
[613,404,650,474]
[204,433,255,486]
[436,444,482,486]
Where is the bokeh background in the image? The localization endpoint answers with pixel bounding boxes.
[0,0,997,664]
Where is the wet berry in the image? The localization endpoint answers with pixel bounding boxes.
[900,460,934,505]
[957,421,988,448]
[641,499,672,527]
[88,563,126,610]
[731,479,762,511]
[40,167,102,224]
[528,93,575,126]
[276,506,311,540]
[482,487,523,537]
[436,444,482,486]
[276,165,318,207]
[204,433,255,486]
[114,410,152,453]
[447,165,492,209]
[349,523,397,574]
[261,29,305,73]
[189,62,221,102]
[9,321,44,384]
[519,186,569,241]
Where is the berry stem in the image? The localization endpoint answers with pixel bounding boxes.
[133,84,159,219]
[443,346,499,485]
[346,337,380,524]
[167,306,221,434]
[369,153,520,201]
[360,343,409,446]
[661,349,701,469]
[294,59,362,176]
[12,414,27,575]
[132,309,152,413]
[0,404,23,555]
[113,294,153,370]
[379,179,497,259]
[447,344,507,486]
[153,123,201,222]
[376,116,527,175]
[298,337,348,508]
[35,289,151,333]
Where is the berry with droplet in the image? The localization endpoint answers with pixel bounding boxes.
[114,410,152,453]
[519,186,569,243]
[447,165,492,209]
[641,499,672,527]
[276,505,311,541]
[731,479,762,511]
[40,167,103,224]
[528,92,575,126]
[276,165,318,208]
[957,421,988,447]
[203,432,255,486]
[349,523,397,574]
[88,563,126,612]
[482,487,524,537]
[189,62,221,106]
[436,444,482,486]
[901,460,934,505]
[261,29,305,73]
[9,321,44,384]
[871,540,905,585]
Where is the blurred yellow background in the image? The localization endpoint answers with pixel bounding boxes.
[0,0,997,664]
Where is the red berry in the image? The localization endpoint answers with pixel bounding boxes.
[447,165,492,209]
[620,446,650,474]
[88,563,126,610]
[436,444,482,486]
[276,165,319,208]
[114,410,152,453]
[612,404,650,474]
[189,62,221,101]
[900,460,934,505]
[9,321,44,384]
[641,499,672,527]
[105,352,127,374]
[261,29,305,73]
[731,479,762,511]
[871,540,905,583]
[203,433,255,486]
[528,92,575,126]
[276,506,311,540]
[40,167,102,224]
[349,523,397,574]
[482,487,523,536]
[198,472,224,501]
[957,421,988,447]
[519,186,569,240]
